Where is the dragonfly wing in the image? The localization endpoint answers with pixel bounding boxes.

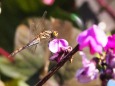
[28,11,49,37]
[30,44,38,54]
[28,18,41,37]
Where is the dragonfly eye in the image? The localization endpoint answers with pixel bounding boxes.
[53,31,58,37]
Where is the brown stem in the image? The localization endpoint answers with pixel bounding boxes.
[35,44,79,86]
[101,80,108,86]
[96,0,115,21]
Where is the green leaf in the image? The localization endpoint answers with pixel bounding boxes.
[5,79,29,86]
[0,57,27,80]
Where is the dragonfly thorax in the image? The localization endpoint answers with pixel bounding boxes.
[39,30,58,39]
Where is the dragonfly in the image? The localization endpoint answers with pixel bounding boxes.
[8,11,58,57]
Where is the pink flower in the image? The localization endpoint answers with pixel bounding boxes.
[76,52,99,83]
[42,0,55,6]
[49,39,72,63]
[104,35,115,53]
[77,25,108,54]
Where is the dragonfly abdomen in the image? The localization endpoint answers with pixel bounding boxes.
[9,37,40,57]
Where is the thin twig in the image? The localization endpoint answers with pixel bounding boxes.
[97,0,115,21]
[35,44,79,86]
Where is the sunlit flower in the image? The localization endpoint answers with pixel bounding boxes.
[76,51,99,83]
[49,39,72,63]
[42,0,55,6]
[104,35,115,53]
[77,24,108,54]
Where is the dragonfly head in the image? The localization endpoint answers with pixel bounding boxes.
[52,31,58,38]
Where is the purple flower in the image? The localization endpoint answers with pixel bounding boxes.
[104,35,115,53]
[49,39,69,53]
[106,49,115,68]
[49,39,72,63]
[76,52,99,83]
[77,25,108,54]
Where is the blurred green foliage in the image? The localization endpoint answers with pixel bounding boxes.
[5,79,29,86]
[0,53,44,86]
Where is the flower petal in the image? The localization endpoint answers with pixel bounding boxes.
[104,35,115,53]
[49,39,68,53]
[77,24,107,54]
[76,54,99,83]
[76,66,98,83]
[88,25,108,47]
[79,51,90,67]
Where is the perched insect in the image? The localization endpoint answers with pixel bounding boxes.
[8,11,58,57]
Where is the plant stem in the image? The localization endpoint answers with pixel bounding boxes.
[97,0,115,21]
[35,44,79,86]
